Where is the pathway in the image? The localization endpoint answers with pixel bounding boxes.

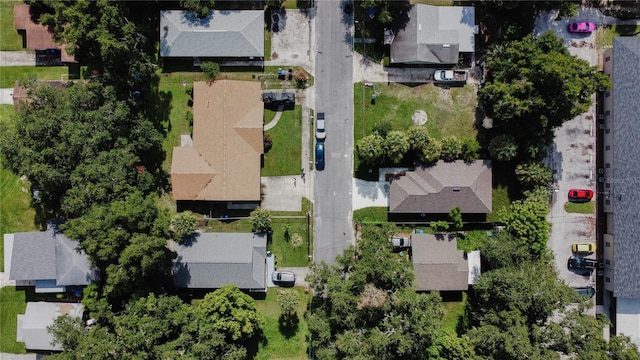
[263,105,284,131]
[0,51,35,66]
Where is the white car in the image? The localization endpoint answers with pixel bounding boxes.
[315,112,326,141]
[272,270,296,287]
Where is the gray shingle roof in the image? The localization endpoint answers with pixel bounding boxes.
[172,232,267,290]
[411,233,468,291]
[612,37,640,298]
[390,4,475,64]
[160,10,264,58]
[9,231,56,281]
[7,226,93,286]
[389,160,492,214]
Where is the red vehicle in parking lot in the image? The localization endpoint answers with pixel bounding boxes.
[568,22,596,33]
[568,188,594,202]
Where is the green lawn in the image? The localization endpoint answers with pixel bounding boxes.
[270,198,312,267]
[353,207,388,223]
[564,201,595,214]
[0,66,70,88]
[353,82,478,175]
[263,106,302,176]
[0,287,27,353]
[441,293,467,335]
[152,73,206,170]
[487,185,511,223]
[0,105,37,271]
[456,230,489,253]
[255,287,310,360]
[0,1,24,51]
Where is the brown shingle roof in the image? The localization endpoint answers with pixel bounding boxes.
[13,4,75,62]
[389,160,492,214]
[170,80,263,201]
[411,233,468,291]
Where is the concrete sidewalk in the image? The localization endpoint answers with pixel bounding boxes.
[0,51,35,66]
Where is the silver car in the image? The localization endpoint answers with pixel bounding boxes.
[272,270,296,287]
[315,112,326,141]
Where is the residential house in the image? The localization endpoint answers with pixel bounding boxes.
[388,4,476,65]
[411,233,480,292]
[170,80,263,209]
[160,10,264,62]
[600,36,640,348]
[17,302,84,351]
[388,160,492,221]
[14,4,75,63]
[3,225,95,293]
[171,232,267,292]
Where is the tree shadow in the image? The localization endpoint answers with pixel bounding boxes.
[278,313,300,338]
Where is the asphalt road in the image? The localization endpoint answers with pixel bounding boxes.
[313,0,355,264]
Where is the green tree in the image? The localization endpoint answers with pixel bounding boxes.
[180,0,215,18]
[171,211,199,241]
[480,31,609,160]
[419,140,441,164]
[250,207,272,233]
[48,314,85,352]
[201,61,221,81]
[277,289,300,316]
[499,188,550,258]
[488,133,518,162]
[515,162,553,190]
[196,284,264,342]
[357,133,385,165]
[407,126,431,152]
[384,130,410,164]
[430,220,449,233]
[440,136,462,162]
[265,0,285,9]
[460,138,480,162]
[449,207,463,229]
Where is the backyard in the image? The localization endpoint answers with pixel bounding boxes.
[255,287,310,360]
[597,24,640,50]
[0,1,24,51]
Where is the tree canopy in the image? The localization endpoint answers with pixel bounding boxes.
[49,286,263,360]
[480,31,609,161]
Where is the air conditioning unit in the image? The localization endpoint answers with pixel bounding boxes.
[599,114,606,120]
[598,168,605,174]
[598,86,605,92]
[599,124,606,130]
[598,177,606,183]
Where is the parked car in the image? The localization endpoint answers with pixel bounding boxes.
[567,256,599,271]
[272,270,296,287]
[315,112,326,141]
[572,242,596,254]
[568,188,594,202]
[568,22,596,33]
[315,141,325,171]
[389,237,411,249]
[574,286,596,298]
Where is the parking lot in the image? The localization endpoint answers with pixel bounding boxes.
[536,11,598,289]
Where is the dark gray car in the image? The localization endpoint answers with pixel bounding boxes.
[272,270,296,287]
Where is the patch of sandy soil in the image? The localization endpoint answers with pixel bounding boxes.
[412,110,428,126]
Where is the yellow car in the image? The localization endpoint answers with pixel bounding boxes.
[571,243,596,254]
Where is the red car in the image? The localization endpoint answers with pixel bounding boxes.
[568,188,594,202]
[568,22,596,33]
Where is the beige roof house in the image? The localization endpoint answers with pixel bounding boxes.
[171,80,263,201]
[14,4,75,62]
[389,160,492,214]
[411,233,469,291]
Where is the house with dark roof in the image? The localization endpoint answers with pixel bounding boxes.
[389,160,492,221]
[601,37,640,348]
[3,225,95,293]
[14,4,75,63]
[160,10,264,61]
[388,4,476,65]
[410,233,480,292]
[170,80,263,208]
[171,232,267,292]
[17,302,84,351]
